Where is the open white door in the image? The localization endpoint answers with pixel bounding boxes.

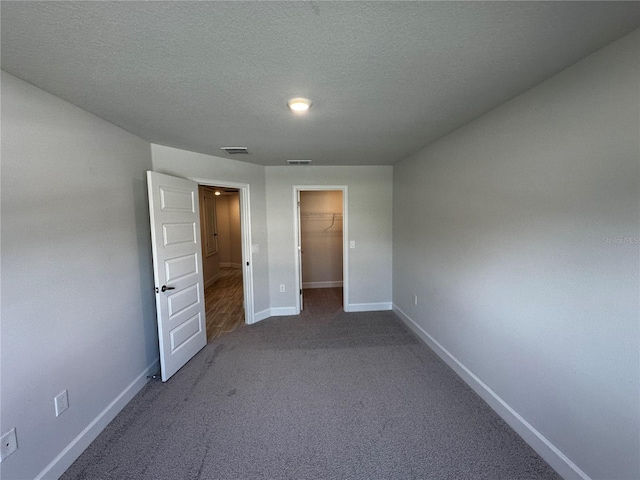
[147,171,207,382]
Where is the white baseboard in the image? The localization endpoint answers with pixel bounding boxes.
[270,307,298,317]
[259,304,392,317]
[252,307,298,321]
[253,307,298,323]
[392,304,590,480]
[220,262,242,269]
[253,308,271,323]
[35,359,160,480]
[204,272,221,288]
[347,302,392,312]
[302,281,343,289]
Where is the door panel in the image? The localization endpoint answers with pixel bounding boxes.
[168,285,200,318]
[163,223,197,246]
[160,187,195,212]
[170,313,202,351]
[147,171,207,382]
[165,254,198,282]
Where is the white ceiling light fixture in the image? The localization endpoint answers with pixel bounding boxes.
[287,97,312,113]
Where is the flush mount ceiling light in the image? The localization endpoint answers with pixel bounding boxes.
[287,97,312,112]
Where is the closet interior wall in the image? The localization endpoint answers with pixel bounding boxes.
[300,190,343,289]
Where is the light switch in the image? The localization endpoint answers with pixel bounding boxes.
[350,241,356,249]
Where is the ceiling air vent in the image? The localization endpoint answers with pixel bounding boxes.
[221,147,249,155]
[287,160,312,165]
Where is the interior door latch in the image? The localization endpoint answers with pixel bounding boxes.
[155,285,176,293]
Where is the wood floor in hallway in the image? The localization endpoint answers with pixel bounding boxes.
[205,267,244,342]
[205,272,344,342]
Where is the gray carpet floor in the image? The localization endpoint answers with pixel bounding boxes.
[61,302,561,480]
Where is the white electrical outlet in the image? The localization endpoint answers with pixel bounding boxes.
[0,428,18,462]
[413,295,418,306]
[279,284,285,292]
[350,240,356,249]
[54,390,69,417]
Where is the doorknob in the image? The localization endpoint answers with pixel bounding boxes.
[161,285,175,292]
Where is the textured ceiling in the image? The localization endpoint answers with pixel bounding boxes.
[2,2,638,166]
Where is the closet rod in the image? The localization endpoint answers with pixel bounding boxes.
[300,212,343,217]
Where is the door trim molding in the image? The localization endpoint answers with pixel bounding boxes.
[293,185,349,314]
[189,177,255,324]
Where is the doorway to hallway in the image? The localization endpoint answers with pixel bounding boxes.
[198,185,245,342]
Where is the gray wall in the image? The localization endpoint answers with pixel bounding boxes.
[1,72,158,479]
[216,195,233,266]
[392,30,639,480]
[265,166,393,312]
[150,144,270,316]
[229,193,242,267]
[215,193,242,268]
[199,186,221,287]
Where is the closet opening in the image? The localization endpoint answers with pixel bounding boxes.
[295,188,348,314]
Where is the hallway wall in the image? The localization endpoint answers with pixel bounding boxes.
[199,186,221,287]
[216,193,242,268]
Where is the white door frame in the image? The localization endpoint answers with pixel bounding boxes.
[293,185,349,314]
[190,177,255,324]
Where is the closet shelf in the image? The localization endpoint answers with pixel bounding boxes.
[301,212,343,231]
[301,212,343,217]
